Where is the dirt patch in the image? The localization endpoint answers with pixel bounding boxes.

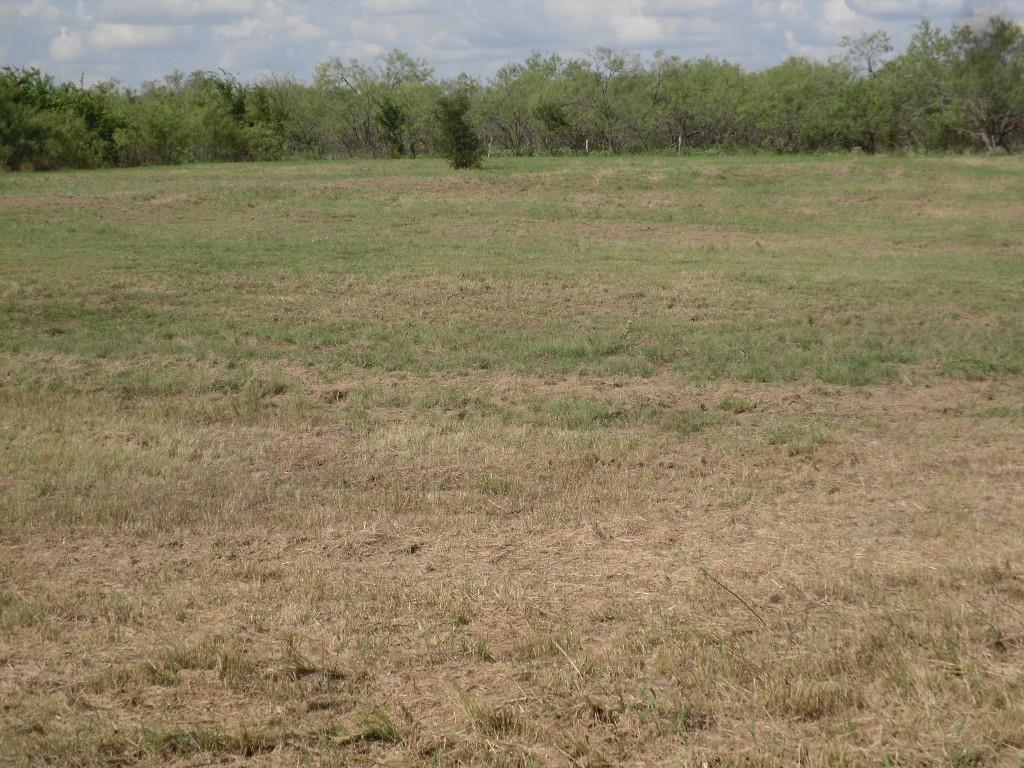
[141,193,195,208]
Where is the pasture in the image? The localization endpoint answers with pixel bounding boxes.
[1,155,1023,766]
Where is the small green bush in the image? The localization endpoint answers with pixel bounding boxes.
[435,91,483,169]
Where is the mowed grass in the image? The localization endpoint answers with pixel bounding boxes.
[1,155,1023,766]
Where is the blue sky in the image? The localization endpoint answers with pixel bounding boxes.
[1,0,1021,85]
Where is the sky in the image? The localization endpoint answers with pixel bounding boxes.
[1,0,1022,86]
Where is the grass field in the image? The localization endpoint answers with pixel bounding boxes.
[2,154,1024,766]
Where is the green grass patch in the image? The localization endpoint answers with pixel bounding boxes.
[765,421,836,457]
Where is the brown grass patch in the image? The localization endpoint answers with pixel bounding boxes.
[2,155,1023,765]
[3,377,1023,764]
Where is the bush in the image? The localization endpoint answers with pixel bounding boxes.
[0,98,45,169]
[114,99,190,166]
[375,94,408,157]
[40,109,108,168]
[435,91,483,169]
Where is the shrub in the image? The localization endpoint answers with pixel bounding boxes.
[375,94,408,157]
[435,91,483,169]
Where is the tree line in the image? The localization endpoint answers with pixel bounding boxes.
[2,16,1022,170]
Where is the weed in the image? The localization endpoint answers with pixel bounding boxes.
[765,421,835,457]
[342,707,404,745]
[717,396,754,414]
[460,692,522,737]
[664,407,727,434]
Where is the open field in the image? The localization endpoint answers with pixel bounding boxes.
[1,155,1024,766]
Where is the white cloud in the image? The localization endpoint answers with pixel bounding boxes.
[350,16,401,44]
[87,22,192,50]
[210,2,326,46]
[646,0,733,12]
[542,0,718,44]
[821,0,871,35]
[753,0,780,20]
[75,1,93,21]
[49,26,84,60]
[965,2,1024,26]
[1,0,1022,85]
[282,12,325,41]
[20,0,61,22]
[846,0,965,18]
[615,13,668,43]
[543,0,623,27]
[362,0,438,13]
[779,0,806,18]
[214,16,259,41]
[96,0,255,23]
[328,39,388,59]
[784,27,833,56]
[823,0,860,24]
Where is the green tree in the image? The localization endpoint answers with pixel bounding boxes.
[948,17,1024,151]
[375,93,408,156]
[660,57,748,150]
[887,20,962,150]
[5,15,1024,166]
[435,90,483,168]
[316,49,434,156]
[315,57,380,154]
[748,58,848,152]
[841,30,894,77]
[0,68,51,168]
[377,50,435,158]
[0,67,117,169]
[249,74,325,158]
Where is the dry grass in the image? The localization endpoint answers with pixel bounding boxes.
[1,155,1024,766]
